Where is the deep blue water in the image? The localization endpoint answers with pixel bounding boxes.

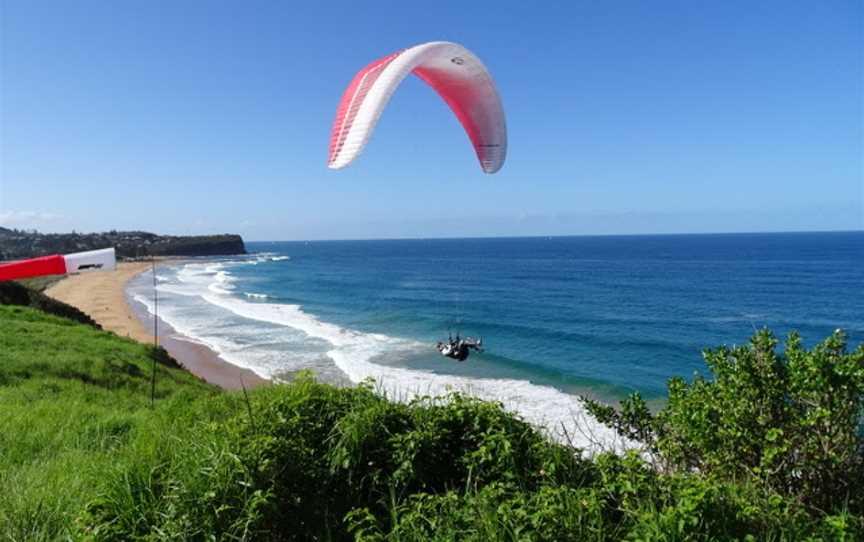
[236,232,862,397]
[128,231,862,439]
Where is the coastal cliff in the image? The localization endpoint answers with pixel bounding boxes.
[0,227,246,260]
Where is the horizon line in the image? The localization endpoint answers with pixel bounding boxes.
[245,228,864,244]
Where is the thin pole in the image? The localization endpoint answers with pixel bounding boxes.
[150,257,158,407]
[240,376,257,432]
[153,258,158,347]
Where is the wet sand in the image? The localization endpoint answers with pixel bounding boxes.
[45,261,268,390]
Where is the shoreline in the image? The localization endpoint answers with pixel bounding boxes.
[45,261,268,390]
[44,258,629,449]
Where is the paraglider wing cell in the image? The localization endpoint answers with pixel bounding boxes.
[328,41,507,173]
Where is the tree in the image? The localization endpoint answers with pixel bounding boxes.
[585,329,864,513]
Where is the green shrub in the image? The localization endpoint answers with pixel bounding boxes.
[330,392,577,495]
[586,329,864,516]
[5,304,862,540]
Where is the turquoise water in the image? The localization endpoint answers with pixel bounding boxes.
[128,232,863,443]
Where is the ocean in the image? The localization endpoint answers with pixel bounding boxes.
[128,231,863,445]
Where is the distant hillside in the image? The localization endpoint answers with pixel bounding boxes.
[0,227,246,260]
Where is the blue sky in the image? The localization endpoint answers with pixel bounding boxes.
[1,1,861,240]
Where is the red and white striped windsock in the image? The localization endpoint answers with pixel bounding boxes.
[0,248,117,281]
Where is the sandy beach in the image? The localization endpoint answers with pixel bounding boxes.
[45,261,268,390]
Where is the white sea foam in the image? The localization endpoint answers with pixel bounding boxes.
[132,291,274,379]
[138,261,633,453]
[197,292,631,452]
[132,292,155,315]
[246,252,291,263]
[328,348,631,452]
[208,270,236,295]
[177,263,215,283]
[200,293,378,347]
[155,285,200,297]
[133,293,218,351]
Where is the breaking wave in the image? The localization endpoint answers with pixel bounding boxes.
[130,258,633,452]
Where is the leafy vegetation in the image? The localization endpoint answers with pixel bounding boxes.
[584,329,864,515]
[0,226,246,259]
[1,302,861,540]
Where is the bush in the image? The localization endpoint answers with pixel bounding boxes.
[82,353,864,540]
[7,302,861,540]
[586,329,864,516]
[80,377,595,540]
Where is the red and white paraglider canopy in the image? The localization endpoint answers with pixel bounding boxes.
[0,248,117,281]
[328,41,507,173]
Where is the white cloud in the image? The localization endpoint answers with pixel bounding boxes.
[0,210,64,229]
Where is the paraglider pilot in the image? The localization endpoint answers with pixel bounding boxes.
[437,333,483,362]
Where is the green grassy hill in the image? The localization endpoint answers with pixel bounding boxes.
[1,302,860,540]
[0,281,98,326]
[0,304,219,539]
